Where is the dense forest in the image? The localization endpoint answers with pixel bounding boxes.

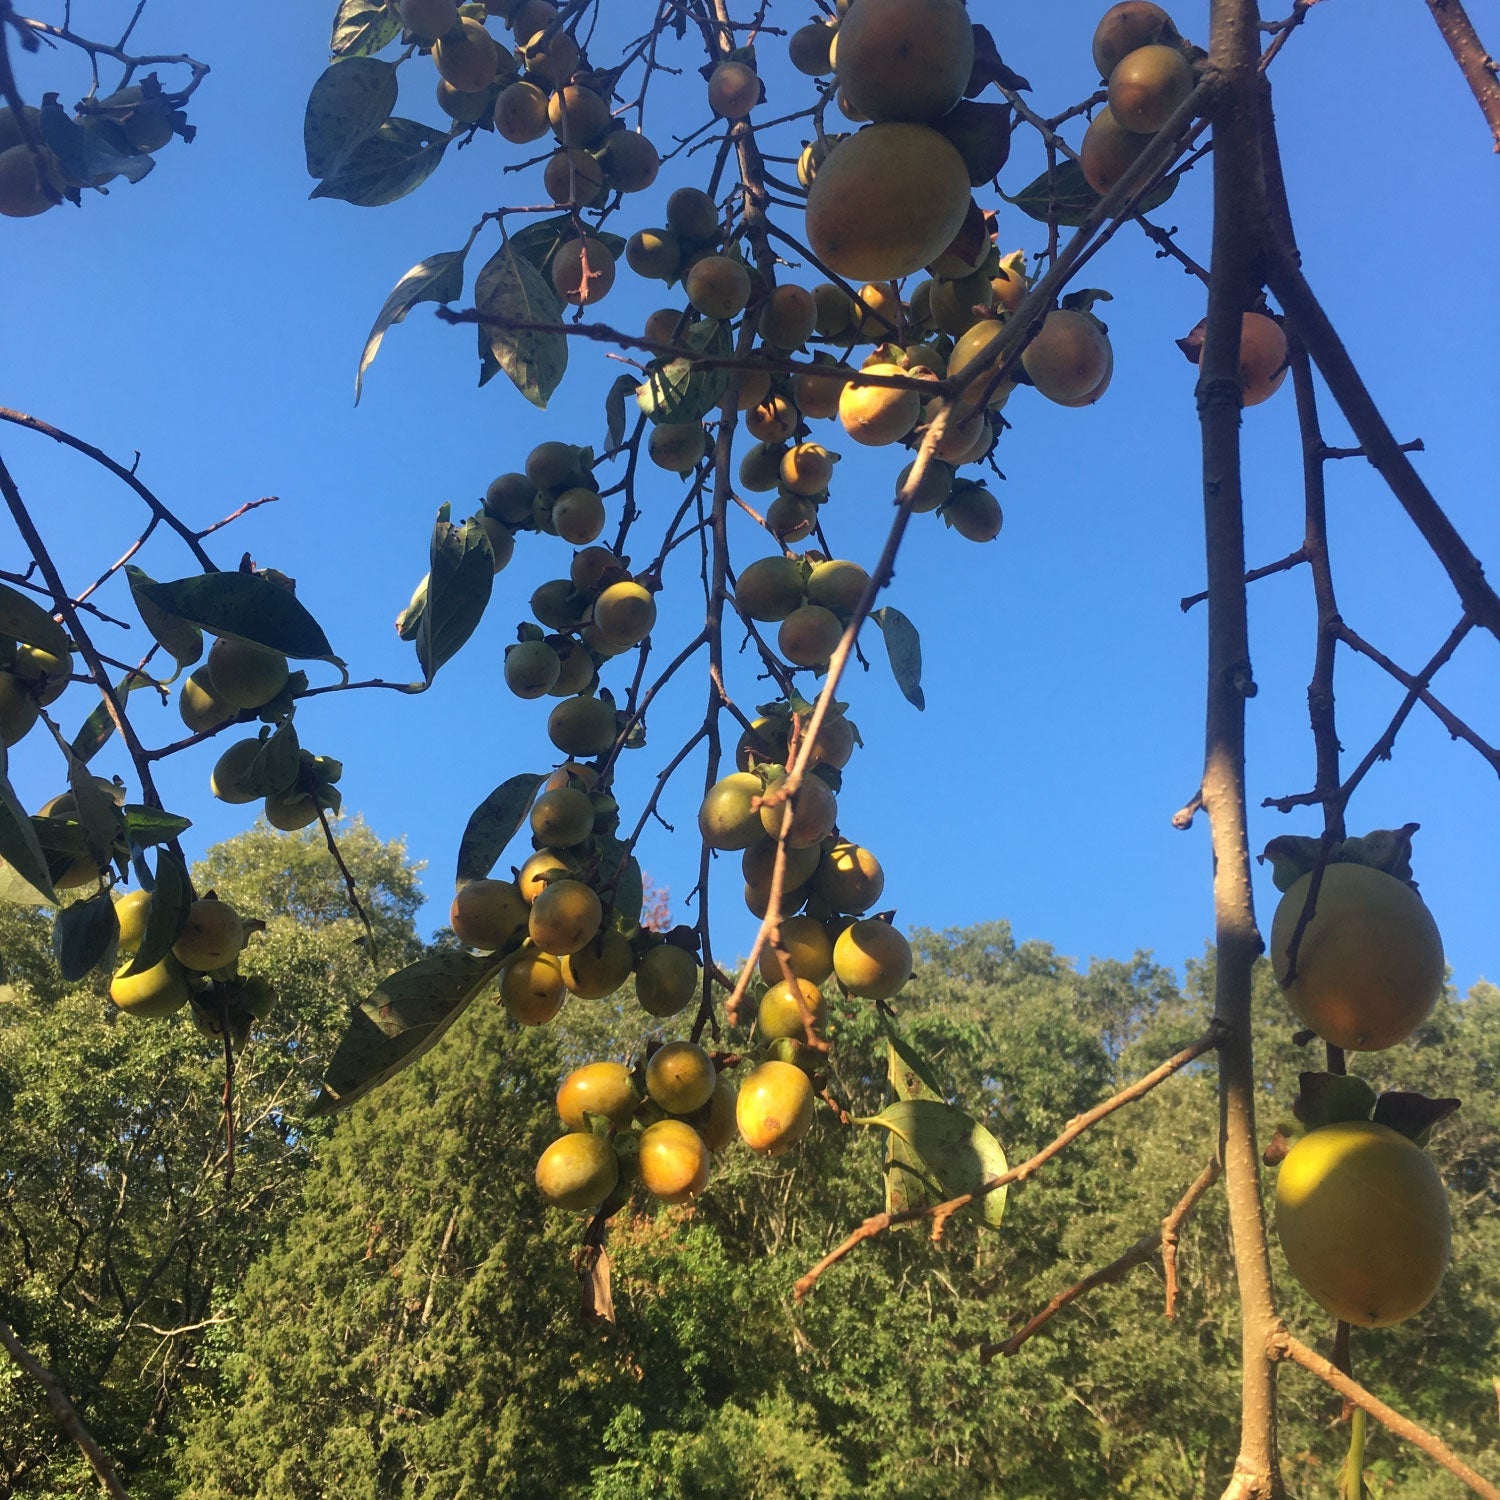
[2,823,1496,1498]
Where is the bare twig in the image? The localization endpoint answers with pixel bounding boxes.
[1271,1329,1500,1498]
[1422,0,1500,151]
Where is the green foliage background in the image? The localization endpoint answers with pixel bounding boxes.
[2,826,1496,1497]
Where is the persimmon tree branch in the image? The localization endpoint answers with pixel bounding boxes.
[793,1025,1223,1302]
[0,1315,130,1499]
[1198,3,1285,1495]
[980,1156,1222,1360]
[1422,0,1500,151]
[1270,1329,1500,1499]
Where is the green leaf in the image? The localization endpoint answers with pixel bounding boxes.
[872,606,924,711]
[884,1035,948,1215]
[70,669,163,766]
[0,770,58,904]
[416,516,493,684]
[855,1099,1009,1229]
[356,243,472,403]
[133,572,341,667]
[1371,1090,1461,1147]
[212,725,302,801]
[636,317,731,425]
[52,891,119,982]
[604,373,637,451]
[330,0,402,56]
[119,849,191,978]
[40,99,154,187]
[456,772,545,886]
[1293,1071,1378,1131]
[1005,158,1179,226]
[0,582,70,660]
[310,951,504,1116]
[125,565,203,669]
[304,57,398,179]
[473,240,568,409]
[122,803,192,848]
[310,118,450,208]
[596,836,643,930]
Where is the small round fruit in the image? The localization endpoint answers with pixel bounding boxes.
[110,956,194,1018]
[699,772,767,851]
[11,644,72,705]
[437,80,493,123]
[556,1060,637,1128]
[738,441,787,494]
[745,395,799,444]
[517,849,579,903]
[758,914,836,986]
[478,516,515,571]
[637,1119,711,1203]
[737,1060,815,1154]
[833,919,912,999]
[1107,43,1195,135]
[433,15,501,92]
[833,0,974,123]
[758,977,829,1043]
[551,236,615,306]
[694,1076,739,1153]
[494,79,550,142]
[779,605,843,669]
[547,638,596,697]
[708,60,760,119]
[206,638,289,710]
[528,878,602,955]
[530,785,595,847]
[592,581,657,648]
[646,1040,717,1115]
[560,930,635,999]
[1021,311,1111,403]
[501,949,567,1023]
[838,365,920,446]
[210,739,270,804]
[686,255,752,321]
[945,482,1003,542]
[550,487,606,546]
[264,793,321,831]
[788,22,833,76]
[506,640,562,699]
[598,130,660,192]
[547,84,610,145]
[1093,2,1179,78]
[1271,864,1444,1052]
[779,443,835,497]
[806,559,869,614]
[648,422,708,472]
[543,147,605,206]
[536,1131,618,1210]
[0,144,59,218]
[812,283,855,338]
[742,836,821,899]
[485,470,538,524]
[758,774,837,849]
[400,0,459,40]
[1276,1120,1450,1327]
[173,899,244,971]
[897,457,954,513]
[1239,311,1289,406]
[813,841,883,913]
[666,185,719,245]
[114,888,152,955]
[805,123,972,281]
[758,284,818,350]
[547,694,616,757]
[635,942,699,1018]
[735,556,805,623]
[793,360,851,420]
[1080,106,1153,194]
[451,877,529,951]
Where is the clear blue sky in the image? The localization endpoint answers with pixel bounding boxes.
[3,3,1496,1004]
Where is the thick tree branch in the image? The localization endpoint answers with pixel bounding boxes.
[1422,0,1500,151]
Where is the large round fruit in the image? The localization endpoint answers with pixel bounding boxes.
[500,950,567,1024]
[1270,864,1444,1052]
[556,1061,637,1130]
[1021,310,1112,403]
[450,878,529,951]
[206,638,289,710]
[833,0,974,123]
[804,124,972,282]
[637,1119,711,1203]
[635,941,699,1018]
[536,1132,619,1210]
[645,1040,717,1115]
[1092,2,1179,78]
[736,1060,815,1155]
[173,899,244,971]
[757,914,835,986]
[832,919,912,999]
[110,955,195,1018]
[1107,44,1194,135]
[528,879,603,956]
[698,772,766,851]
[560,930,634,999]
[758,977,828,1043]
[1276,1120,1449,1327]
